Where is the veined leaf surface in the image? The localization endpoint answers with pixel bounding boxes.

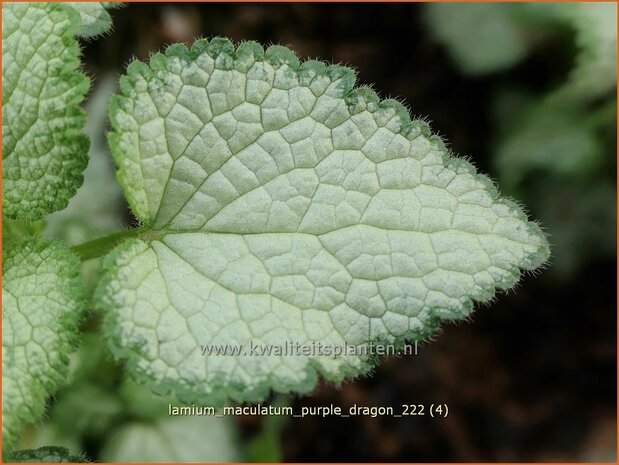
[2,3,89,220]
[99,38,549,403]
[2,241,85,452]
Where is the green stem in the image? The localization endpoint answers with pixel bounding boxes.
[71,225,149,261]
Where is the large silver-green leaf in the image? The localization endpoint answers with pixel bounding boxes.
[98,39,549,403]
[2,241,85,452]
[2,3,90,220]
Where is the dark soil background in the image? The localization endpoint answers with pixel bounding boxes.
[79,3,616,462]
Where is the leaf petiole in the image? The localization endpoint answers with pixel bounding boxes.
[70,225,149,261]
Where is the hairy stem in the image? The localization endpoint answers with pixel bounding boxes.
[71,225,149,261]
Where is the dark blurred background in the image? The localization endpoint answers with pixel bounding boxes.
[31,3,617,462]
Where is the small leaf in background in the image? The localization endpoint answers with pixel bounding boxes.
[535,181,616,278]
[495,101,602,190]
[99,416,240,462]
[48,383,125,439]
[117,378,180,422]
[425,2,617,102]
[547,2,617,102]
[423,3,530,76]
[18,423,82,459]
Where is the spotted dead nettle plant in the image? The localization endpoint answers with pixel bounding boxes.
[2,3,549,458]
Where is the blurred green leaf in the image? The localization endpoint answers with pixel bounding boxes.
[546,2,617,102]
[50,383,124,438]
[118,378,179,422]
[69,333,120,388]
[425,2,617,103]
[99,416,240,462]
[532,180,616,278]
[18,423,82,459]
[495,101,602,189]
[424,3,530,75]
